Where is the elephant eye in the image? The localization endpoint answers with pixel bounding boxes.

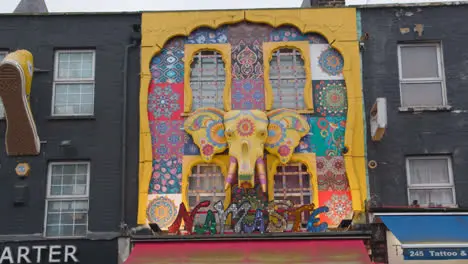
[258,130,267,137]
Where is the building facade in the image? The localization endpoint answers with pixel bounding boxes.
[360,3,468,263]
[0,12,141,264]
[125,7,372,263]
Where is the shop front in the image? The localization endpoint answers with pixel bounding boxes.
[125,234,371,264]
[0,238,119,264]
[374,210,468,263]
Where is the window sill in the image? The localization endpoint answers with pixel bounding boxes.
[48,115,96,120]
[399,105,452,113]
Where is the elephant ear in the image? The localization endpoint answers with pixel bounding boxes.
[184,107,228,161]
[265,109,310,164]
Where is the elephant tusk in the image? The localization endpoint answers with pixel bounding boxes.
[256,157,267,193]
[225,156,237,190]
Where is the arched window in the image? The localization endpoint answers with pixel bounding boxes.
[263,41,312,111]
[188,164,225,225]
[269,48,306,109]
[190,50,225,110]
[184,44,232,113]
[273,162,312,226]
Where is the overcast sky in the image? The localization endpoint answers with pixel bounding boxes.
[1,0,303,13]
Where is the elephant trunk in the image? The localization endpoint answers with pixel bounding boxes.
[225,156,237,190]
[237,140,257,189]
[256,157,267,193]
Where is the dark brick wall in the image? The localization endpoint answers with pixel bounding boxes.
[0,14,141,236]
[361,6,468,207]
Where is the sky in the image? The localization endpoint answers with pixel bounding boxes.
[0,0,304,13]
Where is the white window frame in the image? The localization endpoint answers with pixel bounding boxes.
[0,51,8,120]
[51,50,96,116]
[397,43,447,108]
[44,161,91,238]
[406,156,457,207]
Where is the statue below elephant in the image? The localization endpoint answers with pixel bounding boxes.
[184,108,310,192]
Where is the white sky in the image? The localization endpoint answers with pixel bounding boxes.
[0,0,304,13]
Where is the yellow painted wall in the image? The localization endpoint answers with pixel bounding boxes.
[138,8,365,224]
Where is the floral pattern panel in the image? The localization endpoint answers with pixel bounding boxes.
[145,23,354,229]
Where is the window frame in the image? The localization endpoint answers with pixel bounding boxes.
[0,51,8,119]
[397,43,447,108]
[187,163,226,209]
[51,50,96,117]
[273,163,312,202]
[266,153,318,209]
[183,44,232,114]
[263,41,313,112]
[44,161,91,238]
[182,155,231,209]
[405,156,456,207]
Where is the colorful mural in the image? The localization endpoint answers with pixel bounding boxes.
[139,9,366,235]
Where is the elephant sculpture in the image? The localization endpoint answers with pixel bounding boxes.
[184,107,310,192]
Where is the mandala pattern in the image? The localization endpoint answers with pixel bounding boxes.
[184,133,200,155]
[270,26,328,43]
[320,191,353,227]
[146,196,178,228]
[266,121,286,148]
[237,118,255,137]
[231,79,265,110]
[229,23,269,81]
[150,37,185,83]
[232,41,264,80]
[187,26,228,44]
[307,116,346,156]
[318,48,344,76]
[150,120,184,159]
[149,157,182,194]
[148,83,183,120]
[313,80,348,116]
[317,156,349,191]
[207,120,226,147]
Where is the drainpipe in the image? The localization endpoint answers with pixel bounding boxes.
[120,39,138,234]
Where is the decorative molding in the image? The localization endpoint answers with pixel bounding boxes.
[263,41,313,111]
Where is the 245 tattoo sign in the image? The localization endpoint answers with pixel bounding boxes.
[404,248,468,260]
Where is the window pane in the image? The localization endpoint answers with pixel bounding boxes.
[409,158,450,185]
[270,48,306,109]
[45,200,88,237]
[49,163,89,197]
[409,188,454,206]
[401,82,443,107]
[190,51,225,110]
[273,163,312,206]
[400,46,440,79]
[54,83,95,115]
[188,164,224,210]
[57,51,94,80]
